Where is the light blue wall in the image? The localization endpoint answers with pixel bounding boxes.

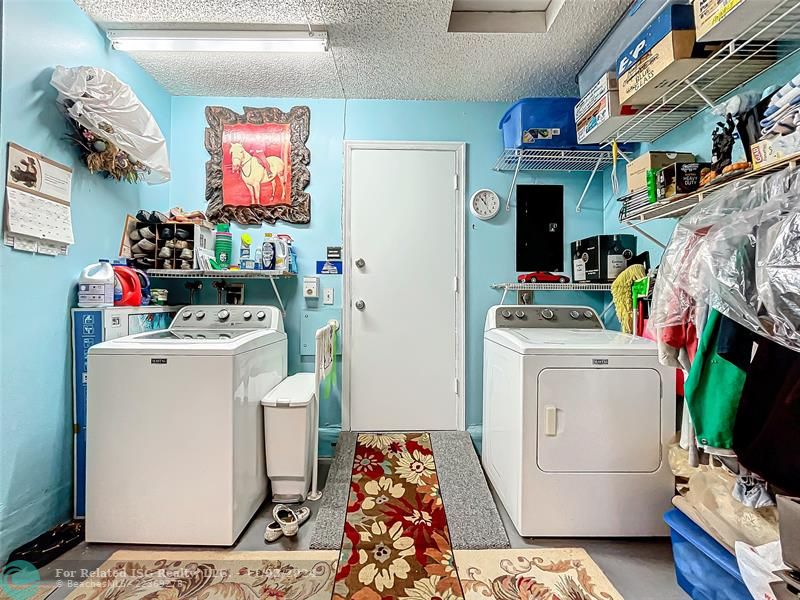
[602,53,800,260]
[167,97,608,451]
[0,0,172,562]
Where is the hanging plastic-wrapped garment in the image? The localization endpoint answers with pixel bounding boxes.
[650,165,800,352]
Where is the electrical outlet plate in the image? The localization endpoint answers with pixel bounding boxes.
[303,276,320,299]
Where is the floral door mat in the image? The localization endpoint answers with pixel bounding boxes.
[334,432,465,600]
[454,548,624,600]
[61,550,339,600]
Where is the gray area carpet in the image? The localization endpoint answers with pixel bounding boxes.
[429,430,510,549]
[309,431,357,550]
[309,430,510,550]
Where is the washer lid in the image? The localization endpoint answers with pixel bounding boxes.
[485,328,657,355]
[89,328,286,356]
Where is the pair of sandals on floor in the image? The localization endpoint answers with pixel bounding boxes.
[264,504,311,542]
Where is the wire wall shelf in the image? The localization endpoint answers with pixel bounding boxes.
[493,148,616,172]
[494,149,618,214]
[604,0,800,144]
[621,153,800,226]
[491,282,613,291]
[147,269,295,315]
[148,269,295,279]
[491,282,612,305]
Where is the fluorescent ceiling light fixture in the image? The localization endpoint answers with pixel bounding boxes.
[107,30,329,53]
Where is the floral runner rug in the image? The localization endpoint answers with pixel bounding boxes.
[333,432,462,600]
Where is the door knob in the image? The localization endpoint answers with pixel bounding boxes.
[355,299,366,310]
[355,258,366,268]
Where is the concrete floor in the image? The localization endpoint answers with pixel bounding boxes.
[39,461,687,599]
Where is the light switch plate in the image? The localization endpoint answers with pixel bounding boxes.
[323,288,334,305]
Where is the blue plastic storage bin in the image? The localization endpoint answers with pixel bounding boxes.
[499,97,584,150]
[664,509,752,600]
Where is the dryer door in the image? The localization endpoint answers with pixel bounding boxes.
[537,368,662,473]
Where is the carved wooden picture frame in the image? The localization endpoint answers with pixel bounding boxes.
[205,105,310,225]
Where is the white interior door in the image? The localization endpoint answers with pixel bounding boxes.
[344,142,464,431]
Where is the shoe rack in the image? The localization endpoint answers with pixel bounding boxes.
[128,220,213,272]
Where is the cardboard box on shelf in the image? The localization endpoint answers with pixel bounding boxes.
[618,30,707,106]
[751,132,800,170]
[694,0,783,43]
[656,162,713,200]
[576,91,636,145]
[617,4,696,78]
[626,151,695,192]
[575,72,618,121]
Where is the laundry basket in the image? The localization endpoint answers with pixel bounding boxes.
[664,509,752,600]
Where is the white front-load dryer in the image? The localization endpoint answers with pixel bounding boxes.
[482,305,675,537]
[86,305,287,545]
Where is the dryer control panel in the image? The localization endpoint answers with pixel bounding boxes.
[486,305,604,330]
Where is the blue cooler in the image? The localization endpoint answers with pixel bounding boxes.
[500,98,603,150]
[664,509,752,600]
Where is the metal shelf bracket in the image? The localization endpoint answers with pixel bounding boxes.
[625,222,668,250]
[505,152,523,212]
[576,155,604,213]
[268,275,287,316]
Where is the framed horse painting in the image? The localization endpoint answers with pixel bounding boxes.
[205,105,311,224]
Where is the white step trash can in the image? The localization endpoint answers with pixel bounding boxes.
[261,372,315,503]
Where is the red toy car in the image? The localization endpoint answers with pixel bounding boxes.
[517,272,570,283]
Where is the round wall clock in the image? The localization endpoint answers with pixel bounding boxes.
[470,188,500,220]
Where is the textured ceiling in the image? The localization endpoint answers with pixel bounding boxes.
[73,0,629,100]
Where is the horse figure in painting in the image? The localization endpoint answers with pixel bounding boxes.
[229,142,285,205]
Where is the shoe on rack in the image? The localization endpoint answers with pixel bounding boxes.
[132,239,156,253]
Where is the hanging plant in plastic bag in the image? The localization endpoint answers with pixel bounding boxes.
[62,111,149,182]
[50,66,170,184]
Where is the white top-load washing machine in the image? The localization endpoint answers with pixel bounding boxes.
[482,305,675,537]
[86,305,287,545]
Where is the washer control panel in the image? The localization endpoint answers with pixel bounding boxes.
[489,305,603,329]
[171,305,283,330]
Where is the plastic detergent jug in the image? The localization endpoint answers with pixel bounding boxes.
[133,268,151,305]
[113,265,142,306]
[277,234,296,273]
[273,238,289,272]
[262,233,276,270]
[78,260,115,307]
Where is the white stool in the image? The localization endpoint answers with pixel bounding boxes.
[261,373,315,503]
